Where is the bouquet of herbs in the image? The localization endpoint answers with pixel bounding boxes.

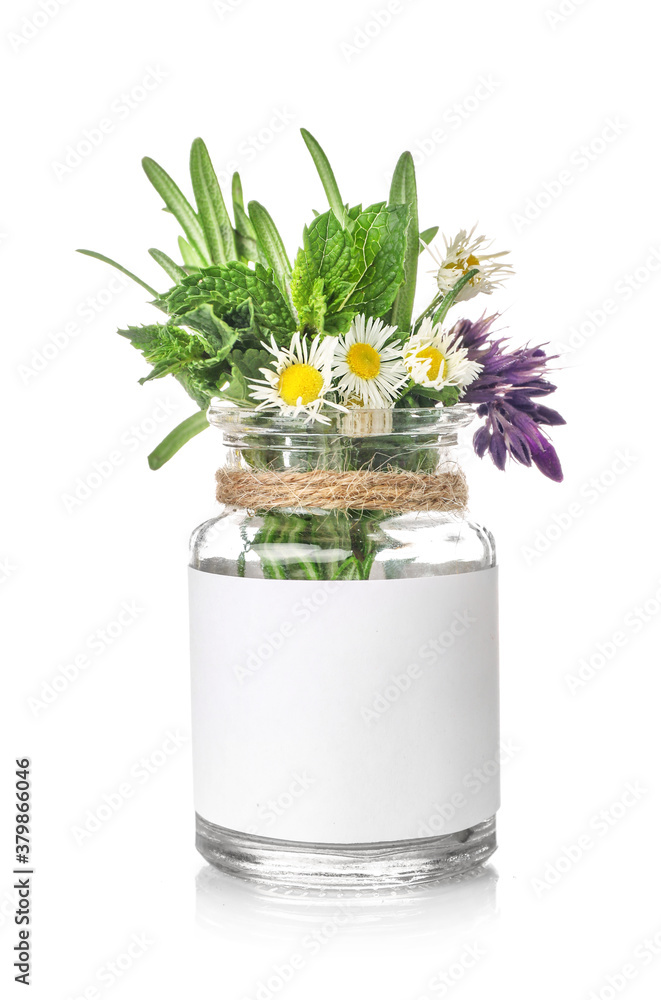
[80,130,564,481]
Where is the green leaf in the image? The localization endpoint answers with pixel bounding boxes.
[148,248,187,284]
[231,172,244,211]
[189,138,237,265]
[175,303,244,357]
[233,198,260,263]
[166,262,296,340]
[223,363,249,402]
[406,384,461,407]
[419,226,439,248]
[295,275,327,333]
[178,235,205,269]
[136,323,209,381]
[323,310,355,334]
[388,152,419,332]
[339,203,408,317]
[117,323,166,352]
[117,321,216,406]
[300,129,348,227]
[247,201,294,313]
[76,249,159,296]
[233,199,256,241]
[291,203,408,329]
[142,156,209,264]
[291,209,355,331]
[222,346,271,402]
[234,230,259,263]
[117,322,212,408]
[148,410,209,470]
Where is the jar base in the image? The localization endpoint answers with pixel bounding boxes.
[195,814,497,889]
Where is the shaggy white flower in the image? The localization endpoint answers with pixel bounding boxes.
[248,332,342,422]
[426,225,513,301]
[332,315,408,408]
[403,318,482,392]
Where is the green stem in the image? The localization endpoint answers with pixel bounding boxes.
[431,268,480,325]
[76,249,159,297]
[147,410,209,469]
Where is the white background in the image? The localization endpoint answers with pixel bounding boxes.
[2,0,660,996]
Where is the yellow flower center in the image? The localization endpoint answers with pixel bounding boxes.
[346,342,381,380]
[446,253,481,284]
[414,346,447,381]
[278,363,324,406]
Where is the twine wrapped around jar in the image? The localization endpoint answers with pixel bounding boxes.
[215,467,468,513]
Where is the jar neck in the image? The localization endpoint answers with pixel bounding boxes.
[209,405,475,475]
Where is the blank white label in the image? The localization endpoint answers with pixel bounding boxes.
[189,566,499,843]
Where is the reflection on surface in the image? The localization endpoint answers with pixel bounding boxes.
[195,863,498,942]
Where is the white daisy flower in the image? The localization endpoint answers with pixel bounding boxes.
[403,318,482,393]
[332,315,408,408]
[426,225,513,301]
[248,332,342,423]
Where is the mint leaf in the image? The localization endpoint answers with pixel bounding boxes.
[340,203,407,317]
[137,324,209,382]
[293,275,327,333]
[176,303,244,358]
[222,346,272,402]
[117,322,220,408]
[323,310,355,334]
[291,210,356,331]
[117,323,166,353]
[291,205,406,332]
[165,262,296,339]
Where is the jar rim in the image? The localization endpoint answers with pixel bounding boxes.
[207,401,475,438]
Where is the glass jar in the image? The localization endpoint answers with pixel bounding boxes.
[189,404,499,888]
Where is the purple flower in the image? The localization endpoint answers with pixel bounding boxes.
[448,315,565,482]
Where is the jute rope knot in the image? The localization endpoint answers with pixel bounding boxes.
[215,467,468,513]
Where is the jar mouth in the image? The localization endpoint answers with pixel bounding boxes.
[207,402,475,438]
